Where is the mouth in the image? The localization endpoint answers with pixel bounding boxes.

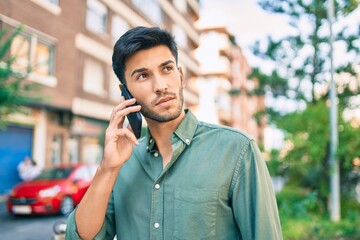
[155,96,175,106]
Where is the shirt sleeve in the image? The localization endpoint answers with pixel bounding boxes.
[231,140,283,240]
[65,192,116,240]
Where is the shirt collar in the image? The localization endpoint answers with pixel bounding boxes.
[172,109,198,146]
[145,109,198,151]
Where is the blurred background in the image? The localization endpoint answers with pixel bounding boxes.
[0,0,359,239]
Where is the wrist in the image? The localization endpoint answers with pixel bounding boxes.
[97,163,122,176]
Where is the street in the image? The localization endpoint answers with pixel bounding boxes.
[0,198,67,240]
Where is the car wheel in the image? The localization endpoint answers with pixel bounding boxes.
[60,196,74,216]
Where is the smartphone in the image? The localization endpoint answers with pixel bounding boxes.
[121,85,142,138]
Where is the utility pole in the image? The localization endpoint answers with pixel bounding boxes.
[328,0,340,222]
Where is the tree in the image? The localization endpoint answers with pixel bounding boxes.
[251,0,360,111]
[270,100,360,210]
[0,26,41,128]
[251,0,360,217]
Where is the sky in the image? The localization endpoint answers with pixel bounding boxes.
[198,0,360,66]
[198,0,292,57]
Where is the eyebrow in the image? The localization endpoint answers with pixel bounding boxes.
[130,60,176,77]
[159,60,175,67]
[130,68,147,77]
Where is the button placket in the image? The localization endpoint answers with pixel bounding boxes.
[150,180,164,239]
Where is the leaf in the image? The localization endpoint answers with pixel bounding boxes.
[0,25,43,127]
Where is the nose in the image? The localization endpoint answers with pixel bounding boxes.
[153,74,168,93]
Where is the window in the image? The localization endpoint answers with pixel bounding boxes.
[51,135,62,165]
[30,0,61,15]
[83,58,105,96]
[73,165,97,181]
[131,0,163,25]
[36,167,72,180]
[10,31,56,86]
[86,0,107,34]
[82,138,102,164]
[67,137,79,164]
[73,166,92,181]
[111,15,129,43]
[34,40,54,76]
[11,34,31,72]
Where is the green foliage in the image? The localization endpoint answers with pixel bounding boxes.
[254,0,360,225]
[277,185,360,239]
[0,26,42,128]
[277,185,321,220]
[267,100,360,210]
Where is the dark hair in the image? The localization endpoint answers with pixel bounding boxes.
[112,26,178,84]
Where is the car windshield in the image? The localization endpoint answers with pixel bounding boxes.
[35,167,73,180]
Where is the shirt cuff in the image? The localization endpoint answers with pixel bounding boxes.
[65,209,108,240]
[65,209,82,240]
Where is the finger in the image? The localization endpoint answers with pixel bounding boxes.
[111,128,139,146]
[109,98,139,124]
[110,98,137,119]
[124,127,139,145]
[126,123,136,137]
[109,105,141,130]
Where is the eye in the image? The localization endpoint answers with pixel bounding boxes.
[163,65,173,72]
[137,73,148,80]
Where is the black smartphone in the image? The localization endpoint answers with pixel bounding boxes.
[121,85,142,138]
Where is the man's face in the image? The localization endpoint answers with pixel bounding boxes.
[124,45,185,123]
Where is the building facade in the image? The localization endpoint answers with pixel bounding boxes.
[0,0,200,194]
[194,26,265,144]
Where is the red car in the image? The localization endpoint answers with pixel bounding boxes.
[6,163,98,216]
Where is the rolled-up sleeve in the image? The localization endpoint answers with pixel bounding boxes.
[65,192,116,240]
[231,140,283,239]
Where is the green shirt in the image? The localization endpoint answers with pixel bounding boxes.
[66,110,282,240]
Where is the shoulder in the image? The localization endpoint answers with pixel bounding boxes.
[196,121,254,142]
[196,121,259,161]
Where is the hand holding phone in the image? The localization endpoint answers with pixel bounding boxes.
[121,85,142,138]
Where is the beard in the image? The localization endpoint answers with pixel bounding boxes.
[138,88,184,123]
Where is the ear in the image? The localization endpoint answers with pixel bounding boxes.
[119,83,123,91]
[178,67,186,88]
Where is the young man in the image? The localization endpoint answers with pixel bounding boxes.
[66,26,282,240]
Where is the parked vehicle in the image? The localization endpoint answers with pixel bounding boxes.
[6,163,97,216]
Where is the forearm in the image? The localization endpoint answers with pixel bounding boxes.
[73,98,140,239]
[75,165,121,240]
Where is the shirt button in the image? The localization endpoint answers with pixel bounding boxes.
[154,184,160,189]
[154,222,160,228]
[150,139,153,144]
[154,152,159,157]
[185,138,190,144]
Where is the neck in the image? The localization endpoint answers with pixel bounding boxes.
[146,110,185,145]
[146,110,186,167]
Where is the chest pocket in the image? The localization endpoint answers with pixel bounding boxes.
[173,188,218,240]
